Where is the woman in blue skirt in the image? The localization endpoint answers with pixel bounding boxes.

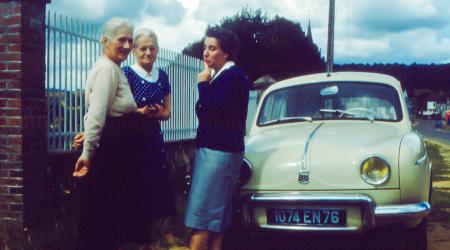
[184,27,251,250]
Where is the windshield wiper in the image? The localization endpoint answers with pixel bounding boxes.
[320,109,355,117]
[319,108,374,122]
[261,116,313,126]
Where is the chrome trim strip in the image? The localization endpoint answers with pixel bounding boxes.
[375,202,431,217]
[298,122,325,184]
[243,193,431,230]
[249,193,375,229]
[260,225,359,231]
[250,193,373,204]
[415,152,427,165]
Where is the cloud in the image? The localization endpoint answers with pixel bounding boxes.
[48,0,186,26]
[390,28,450,63]
[192,0,288,25]
[47,0,450,64]
[349,0,447,35]
[137,12,206,53]
[336,37,389,59]
[48,0,107,22]
[318,0,450,63]
[140,0,186,26]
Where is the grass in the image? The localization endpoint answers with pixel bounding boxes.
[426,140,450,223]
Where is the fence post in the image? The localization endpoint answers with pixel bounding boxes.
[0,0,50,245]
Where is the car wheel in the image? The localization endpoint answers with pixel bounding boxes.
[223,207,252,250]
[404,219,428,250]
[374,219,427,250]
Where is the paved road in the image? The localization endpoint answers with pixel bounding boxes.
[413,119,450,145]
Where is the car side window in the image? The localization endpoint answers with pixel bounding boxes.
[261,93,287,122]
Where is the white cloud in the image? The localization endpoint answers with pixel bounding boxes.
[176,0,200,13]
[393,29,450,63]
[48,0,107,21]
[47,0,450,64]
[336,38,389,59]
[137,12,206,53]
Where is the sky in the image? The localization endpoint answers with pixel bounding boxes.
[48,0,450,65]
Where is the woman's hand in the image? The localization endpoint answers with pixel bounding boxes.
[148,104,161,114]
[73,156,90,177]
[72,132,85,149]
[138,104,160,117]
[198,62,212,82]
[144,103,172,121]
[137,106,151,116]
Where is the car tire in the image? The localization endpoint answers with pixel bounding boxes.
[398,219,428,250]
[223,206,252,250]
[404,219,428,250]
[374,219,427,250]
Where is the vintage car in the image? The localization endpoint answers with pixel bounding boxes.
[238,71,432,247]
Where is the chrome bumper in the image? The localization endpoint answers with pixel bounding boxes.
[241,192,431,231]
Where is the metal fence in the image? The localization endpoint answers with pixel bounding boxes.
[45,12,202,152]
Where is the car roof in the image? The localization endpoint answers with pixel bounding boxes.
[268,71,402,92]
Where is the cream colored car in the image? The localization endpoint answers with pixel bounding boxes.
[238,72,431,248]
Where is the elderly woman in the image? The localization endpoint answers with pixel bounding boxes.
[184,27,251,250]
[73,17,152,249]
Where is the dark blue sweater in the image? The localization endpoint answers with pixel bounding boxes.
[195,65,250,153]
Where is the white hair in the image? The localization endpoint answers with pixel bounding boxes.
[133,28,159,50]
[100,17,133,43]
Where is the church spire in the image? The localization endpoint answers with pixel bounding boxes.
[306,10,313,43]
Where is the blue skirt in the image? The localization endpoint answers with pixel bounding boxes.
[184,147,243,232]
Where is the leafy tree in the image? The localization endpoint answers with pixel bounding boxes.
[335,63,450,111]
[183,7,325,83]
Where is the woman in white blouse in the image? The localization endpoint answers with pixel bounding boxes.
[73,17,153,249]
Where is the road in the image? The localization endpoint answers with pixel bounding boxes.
[413,119,450,145]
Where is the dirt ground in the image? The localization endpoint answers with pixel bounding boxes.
[428,221,450,250]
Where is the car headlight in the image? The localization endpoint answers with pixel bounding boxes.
[239,159,253,186]
[360,156,390,185]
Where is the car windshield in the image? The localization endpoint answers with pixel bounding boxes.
[257,81,403,126]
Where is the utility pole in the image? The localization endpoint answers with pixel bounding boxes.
[326,0,335,74]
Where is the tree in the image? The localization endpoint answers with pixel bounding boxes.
[182,7,325,83]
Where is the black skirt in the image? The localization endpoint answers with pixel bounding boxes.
[77,113,156,249]
[142,119,176,220]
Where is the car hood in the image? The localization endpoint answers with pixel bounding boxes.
[244,121,403,190]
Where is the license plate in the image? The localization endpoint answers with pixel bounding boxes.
[267,208,346,226]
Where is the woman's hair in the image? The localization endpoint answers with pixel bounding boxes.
[100,17,133,44]
[205,27,239,61]
[133,28,159,50]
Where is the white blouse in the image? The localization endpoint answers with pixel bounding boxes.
[130,63,159,82]
[81,55,137,160]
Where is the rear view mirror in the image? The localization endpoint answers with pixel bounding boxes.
[320,85,338,96]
